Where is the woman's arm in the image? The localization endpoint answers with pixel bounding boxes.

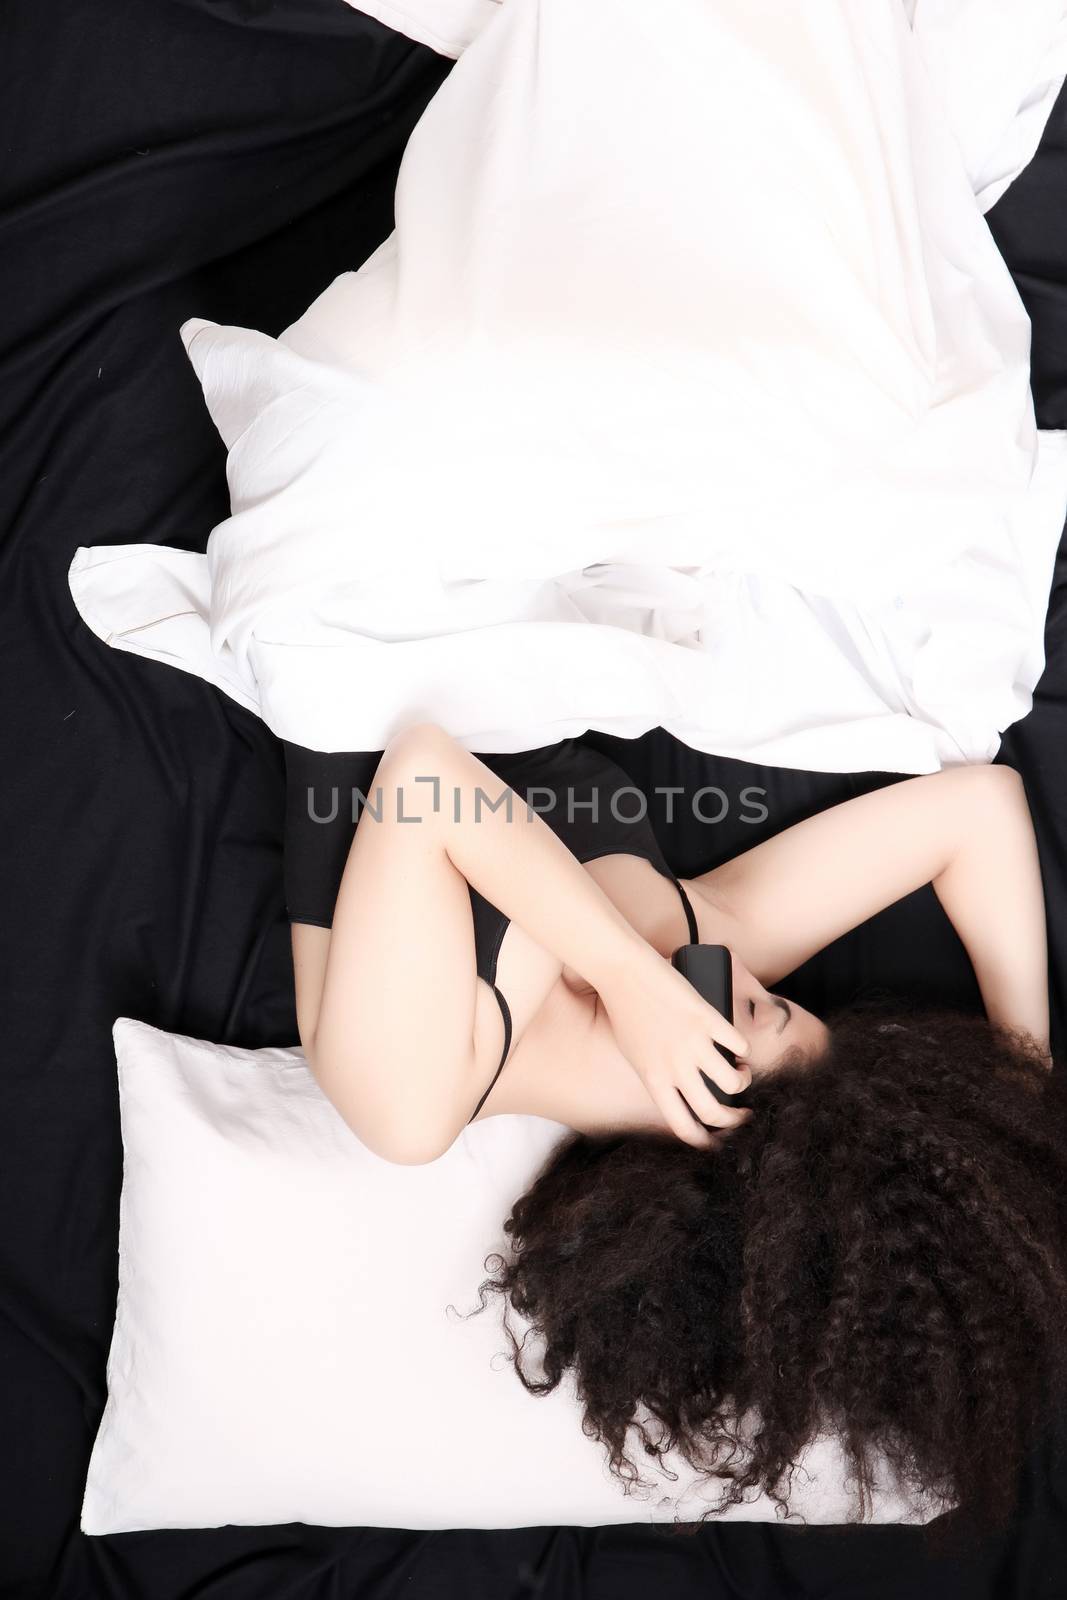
[931,768,1050,1058]
[308,724,749,1162]
[692,764,1050,1055]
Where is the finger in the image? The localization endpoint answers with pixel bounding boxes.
[697,1043,751,1097]
[681,1066,751,1130]
[699,1003,749,1061]
[657,1084,715,1150]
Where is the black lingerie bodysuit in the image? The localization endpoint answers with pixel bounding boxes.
[282,737,699,1122]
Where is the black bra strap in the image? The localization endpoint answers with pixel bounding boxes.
[674,878,700,943]
[470,882,693,1127]
[495,983,514,1064]
[467,984,513,1123]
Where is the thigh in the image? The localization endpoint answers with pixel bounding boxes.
[296,738,511,1162]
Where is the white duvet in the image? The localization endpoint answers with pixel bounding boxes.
[69,0,1067,773]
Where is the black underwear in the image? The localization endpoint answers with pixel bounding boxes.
[282,737,699,1121]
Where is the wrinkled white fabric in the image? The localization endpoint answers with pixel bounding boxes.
[69,0,1067,773]
[347,0,1067,210]
[351,0,500,56]
[907,0,1067,211]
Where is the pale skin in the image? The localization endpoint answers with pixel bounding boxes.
[292,722,1051,1165]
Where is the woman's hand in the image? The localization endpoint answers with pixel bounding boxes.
[596,947,752,1148]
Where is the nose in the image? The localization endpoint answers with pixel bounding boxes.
[736,990,778,1038]
[755,997,777,1031]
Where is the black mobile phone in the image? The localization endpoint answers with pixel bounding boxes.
[671,943,749,1110]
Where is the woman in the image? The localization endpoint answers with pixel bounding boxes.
[289,721,1050,1162]
[288,721,1066,1526]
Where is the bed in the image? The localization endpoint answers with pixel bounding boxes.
[3,0,1067,1594]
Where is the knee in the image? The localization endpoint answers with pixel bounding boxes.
[353,1115,457,1168]
[310,1044,460,1167]
[381,721,457,773]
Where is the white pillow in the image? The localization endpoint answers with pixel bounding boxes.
[81,1019,942,1534]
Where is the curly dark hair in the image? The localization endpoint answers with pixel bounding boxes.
[477,999,1067,1528]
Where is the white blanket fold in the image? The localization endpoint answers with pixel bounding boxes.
[69,0,1067,773]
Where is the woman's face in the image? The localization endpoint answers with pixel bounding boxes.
[729,950,830,1073]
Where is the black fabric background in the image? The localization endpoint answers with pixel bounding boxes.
[2,3,1066,1595]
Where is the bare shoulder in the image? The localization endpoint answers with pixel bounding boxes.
[676,873,736,941]
[471,973,592,1120]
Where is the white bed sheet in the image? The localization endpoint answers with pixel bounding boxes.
[69,0,1067,774]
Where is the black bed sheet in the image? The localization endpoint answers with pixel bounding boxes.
[2,3,1066,1596]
